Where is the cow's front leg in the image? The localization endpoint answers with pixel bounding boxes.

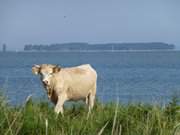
[54,94,67,115]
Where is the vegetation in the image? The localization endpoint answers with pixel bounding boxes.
[0,94,180,135]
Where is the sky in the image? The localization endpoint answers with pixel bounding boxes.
[0,0,180,51]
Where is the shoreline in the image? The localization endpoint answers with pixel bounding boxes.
[1,49,179,53]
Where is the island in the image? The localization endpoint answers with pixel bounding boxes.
[24,42,175,51]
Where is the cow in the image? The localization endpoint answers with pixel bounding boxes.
[32,64,97,115]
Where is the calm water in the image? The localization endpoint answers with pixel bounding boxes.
[0,51,180,105]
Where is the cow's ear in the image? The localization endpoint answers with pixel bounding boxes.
[32,65,40,75]
[53,65,61,73]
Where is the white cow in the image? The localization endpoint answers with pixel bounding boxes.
[32,64,97,115]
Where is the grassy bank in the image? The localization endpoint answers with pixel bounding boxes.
[0,95,180,135]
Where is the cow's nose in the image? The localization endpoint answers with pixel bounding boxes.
[43,80,48,85]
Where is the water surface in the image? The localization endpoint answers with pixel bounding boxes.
[0,51,180,105]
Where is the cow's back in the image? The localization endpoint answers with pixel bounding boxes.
[62,64,97,100]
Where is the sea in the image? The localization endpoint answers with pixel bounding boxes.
[0,51,180,105]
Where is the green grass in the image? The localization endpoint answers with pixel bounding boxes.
[0,94,180,135]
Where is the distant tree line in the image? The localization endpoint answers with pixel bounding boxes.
[24,42,175,51]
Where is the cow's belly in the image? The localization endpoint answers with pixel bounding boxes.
[68,96,86,101]
[66,86,91,101]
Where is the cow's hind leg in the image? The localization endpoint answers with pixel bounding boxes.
[89,94,95,110]
[87,93,95,119]
[89,83,96,110]
[85,96,89,105]
[87,84,96,118]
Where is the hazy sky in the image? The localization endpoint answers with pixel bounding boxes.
[0,0,180,50]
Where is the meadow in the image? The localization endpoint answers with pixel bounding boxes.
[0,93,180,135]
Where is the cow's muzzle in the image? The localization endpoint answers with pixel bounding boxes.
[43,80,49,85]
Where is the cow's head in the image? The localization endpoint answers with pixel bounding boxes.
[32,64,61,85]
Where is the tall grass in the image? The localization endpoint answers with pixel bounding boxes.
[0,94,179,135]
